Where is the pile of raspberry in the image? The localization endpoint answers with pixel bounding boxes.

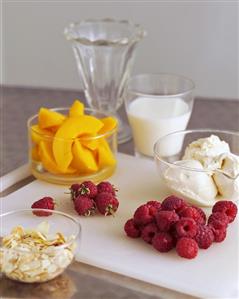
[124,196,237,259]
[69,181,119,216]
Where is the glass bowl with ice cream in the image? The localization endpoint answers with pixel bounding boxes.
[154,129,239,207]
[0,209,81,283]
[28,100,118,185]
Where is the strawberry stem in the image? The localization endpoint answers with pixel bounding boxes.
[80,186,90,196]
[105,204,115,216]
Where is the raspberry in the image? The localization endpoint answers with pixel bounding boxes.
[175,217,198,238]
[161,195,187,213]
[141,223,158,244]
[193,207,206,225]
[74,195,96,216]
[133,204,155,226]
[156,210,179,232]
[210,226,227,242]
[78,181,98,198]
[97,181,117,195]
[208,214,228,232]
[179,206,205,225]
[170,228,181,244]
[146,201,162,217]
[95,192,119,216]
[208,212,229,228]
[176,237,198,259]
[194,225,214,249]
[124,219,141,238]
[152,232,174,252]
[212,201,237,223]
[31,197,55,216]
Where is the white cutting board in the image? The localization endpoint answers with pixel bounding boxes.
[1,153,239,299]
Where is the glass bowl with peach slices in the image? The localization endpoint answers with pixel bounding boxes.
[28,100,118,184]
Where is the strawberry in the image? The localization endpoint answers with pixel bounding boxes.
[31,197,55,216]
[69,183,81,200]
[97,181,118,196]
[74,195,96,216]
[78,181,98,198]
[95,192,119,216]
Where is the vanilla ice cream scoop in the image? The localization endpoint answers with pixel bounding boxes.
[213,153,239,199]
[163,159,218,206]
[183,135,230,170]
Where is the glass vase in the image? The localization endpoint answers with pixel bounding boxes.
[64,18,146,144]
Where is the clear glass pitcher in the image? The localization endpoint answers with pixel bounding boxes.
[64,18,146,144]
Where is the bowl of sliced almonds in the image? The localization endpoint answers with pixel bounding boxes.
[0,209,81,283]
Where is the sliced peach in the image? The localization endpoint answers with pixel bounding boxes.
[38,141,61,174]
[48,125,60,134]
[97,139,116,168]
[81,139,99,151]
[39,141,76,174]
[69,100,84,117]
[53,115,104,172]
[31,146,41,161]
[80,133,99,151]
[38,108,65,130]
[31,125,54,144]
[98,117,117,134]
[71,140,98,173]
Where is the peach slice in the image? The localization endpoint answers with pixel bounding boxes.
[53,115,104,172]
[39,141,76,174]
[81,117,117,152]
[31,125,54,144]
[96,139,116,168]
[80,134,99,151]
[38,108,65,130]
[71,140,98,173]
[69,100,84,117]
[98,117,118,134]
[31,146,41,161]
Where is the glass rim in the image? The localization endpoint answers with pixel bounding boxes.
[126,73,195,98]
[153,128,239,176]
[27,107,118,141]
[64,18,146,46]
[0,208,81,253]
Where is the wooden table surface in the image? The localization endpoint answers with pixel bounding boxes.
[1,85,239,299]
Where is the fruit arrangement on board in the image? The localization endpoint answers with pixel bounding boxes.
[30,180,237,260]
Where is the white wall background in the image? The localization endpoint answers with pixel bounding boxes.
[2,1,239,99]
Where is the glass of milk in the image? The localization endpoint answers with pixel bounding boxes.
[124,73,195,157]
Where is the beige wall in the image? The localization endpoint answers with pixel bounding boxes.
[2,1,239,99]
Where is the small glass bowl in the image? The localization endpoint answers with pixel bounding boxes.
[28,107,118,185]
[0,209,81,283]
[154,129,239,206]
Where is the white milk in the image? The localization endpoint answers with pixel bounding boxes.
[127,97,191,157]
